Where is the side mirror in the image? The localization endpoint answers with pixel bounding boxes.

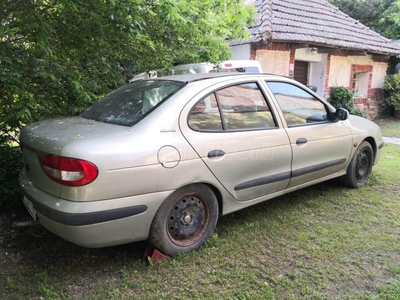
[333,108,349,122]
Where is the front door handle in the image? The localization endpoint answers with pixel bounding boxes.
[296,138,308,145]
[208,150,225,158]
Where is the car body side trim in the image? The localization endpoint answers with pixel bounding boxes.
[234,158,346,191]
[234,171,291,191]
[22,192,147,226]
[291,158,347,178]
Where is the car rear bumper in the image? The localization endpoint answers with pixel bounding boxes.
[19,169,172,248]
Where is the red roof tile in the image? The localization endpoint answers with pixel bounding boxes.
[233,0,400,55]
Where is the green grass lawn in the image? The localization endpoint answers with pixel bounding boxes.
[1,125,400,299]
[376,118,400,137]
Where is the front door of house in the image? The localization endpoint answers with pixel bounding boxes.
[294,61,309,85]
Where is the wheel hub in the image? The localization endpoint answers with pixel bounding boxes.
[182,212,193,224]
[168,196,205,242]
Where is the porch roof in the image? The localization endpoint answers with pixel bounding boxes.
[232,0,400,55]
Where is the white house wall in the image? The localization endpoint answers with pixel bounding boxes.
[372,62,388,88]
[230,45,388,96]
[329,55,387,89]
[231,45,251,60]
[309,58,327,97]
[256,50,291,76]
[329,56,351,87]
[295,48,323,62]
[295,48,326,97]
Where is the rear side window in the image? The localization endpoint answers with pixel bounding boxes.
[188,82,276,131]
[81,80,186,126]
[266,81,329,127]
[188,94,222,130]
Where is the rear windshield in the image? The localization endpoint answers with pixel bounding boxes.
[81,80,186,126]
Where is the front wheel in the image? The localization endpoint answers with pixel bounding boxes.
[341,141,374,188]
[148,184,218,257]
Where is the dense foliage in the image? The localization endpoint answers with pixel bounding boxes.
[380,1,400,39]
[0,0,254,209]
[328,0,400,39]
[328,87,366,117]
[384,74,400,110]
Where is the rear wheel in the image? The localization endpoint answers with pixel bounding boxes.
[148,184,218,256]
[341,141,373,188]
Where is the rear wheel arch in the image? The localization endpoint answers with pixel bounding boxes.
[204,183,223,216]
[167,182,224,216]
[148,183,220,256]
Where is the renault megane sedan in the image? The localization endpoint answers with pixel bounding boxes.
[19,73,384,256]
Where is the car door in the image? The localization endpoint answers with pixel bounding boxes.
[180,80,292,201]
[265,81,353,188]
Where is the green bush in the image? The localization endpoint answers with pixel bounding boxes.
[383,74,400,110]
[0,144,23,211]
[328,87,366,118]
[0,0,256,211]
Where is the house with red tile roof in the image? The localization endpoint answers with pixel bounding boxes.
[231,0,400,118]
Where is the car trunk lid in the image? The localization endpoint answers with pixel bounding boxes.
[20,117,128,198]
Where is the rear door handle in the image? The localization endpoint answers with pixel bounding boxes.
[296,138,308,145]
[208,150,225,158]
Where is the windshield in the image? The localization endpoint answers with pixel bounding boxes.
[81,80,186,126]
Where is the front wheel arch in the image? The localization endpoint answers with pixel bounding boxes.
[341,140,374,188]
[364,137,377,165]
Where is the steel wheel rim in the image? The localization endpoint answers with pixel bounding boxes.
[356,149,371,182]
[167,194,210,247]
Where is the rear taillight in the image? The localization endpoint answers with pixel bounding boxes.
[38,154,98,186]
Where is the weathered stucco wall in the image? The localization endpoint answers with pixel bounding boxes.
[371,62,388,88]
[295,48,323,62]
[255,49,291,76]
[231,45,251,60]
[328,54,389,119]
[329,55,388,89]
[329,56,352,87]
[231,43,390,119]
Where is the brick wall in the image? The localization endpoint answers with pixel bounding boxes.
[250,44,291,60]
[327,53,388,119]
[354,88,385,119]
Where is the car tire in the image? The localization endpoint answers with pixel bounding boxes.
[341,141,373,188]
[148,184,219,257]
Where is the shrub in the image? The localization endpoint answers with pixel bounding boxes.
[0,144,23,211]
[328,87,366,118]
[383,74,400,110]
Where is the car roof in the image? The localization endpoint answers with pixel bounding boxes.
[153,72,288,83]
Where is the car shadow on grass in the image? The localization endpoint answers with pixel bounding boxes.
[0,205,149,284]
[2,180,342,270]
[0,179,344,298]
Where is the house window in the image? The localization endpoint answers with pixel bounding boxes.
[350,65,373,98]
[352,71,369,97]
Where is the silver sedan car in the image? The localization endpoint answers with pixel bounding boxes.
[19,73,383,256]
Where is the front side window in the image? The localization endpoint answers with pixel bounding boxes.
[81,80,186,126]
[188,82,276,131]
[266,81,329,127]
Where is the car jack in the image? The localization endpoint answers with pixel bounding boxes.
[143,244,171,265]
